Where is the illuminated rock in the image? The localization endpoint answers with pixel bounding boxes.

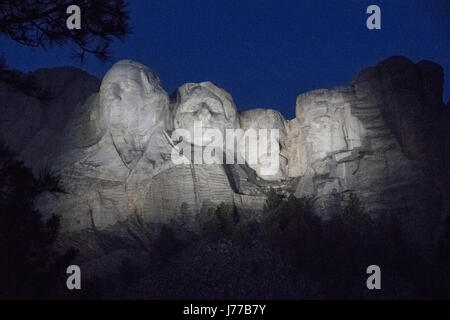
[100,60,170,169]
[172,81,240,146]
[239,108,288,181]
[0,56,448,255]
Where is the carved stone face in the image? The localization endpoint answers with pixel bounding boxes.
[239,109,288,181]
[304,114,347,161]
[99,60,169,168]
[172,82,239,145]
[296,89,365,165]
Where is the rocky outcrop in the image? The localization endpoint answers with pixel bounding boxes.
[289,57,447,245]
[0,57,448,259]
[0,67,100,174]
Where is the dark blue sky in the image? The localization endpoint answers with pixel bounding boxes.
[1,0,449,119]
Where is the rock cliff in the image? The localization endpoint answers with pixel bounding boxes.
[0,56,448,262]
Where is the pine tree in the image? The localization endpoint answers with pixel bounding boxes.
[0,0,131,62]
[0,144,77,299]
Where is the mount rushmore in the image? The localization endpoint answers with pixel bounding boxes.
[0,56,449,260]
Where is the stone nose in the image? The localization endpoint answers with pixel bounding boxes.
[197,104,211,122]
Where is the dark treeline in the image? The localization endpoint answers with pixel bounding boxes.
[83,189,450,299]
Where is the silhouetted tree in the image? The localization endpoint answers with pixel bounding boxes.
[200,202,241,241]
[262,193,321,266]
[152,222,184,264]
[0,0,131,62]
[0,143,77,299]
[263,187,282,211]
[342,192,366,226]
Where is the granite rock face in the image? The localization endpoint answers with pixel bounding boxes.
[288,57,447,245]
[172,81,240,146]
[0,66,100,174]
[239,108,288,181]
[100,60,171,170]
[0,56,448,257]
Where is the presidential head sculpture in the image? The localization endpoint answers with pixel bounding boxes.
[296,89,365,164]
[99,60,170,168]
[172,82,239,146]
[239,108,288,180]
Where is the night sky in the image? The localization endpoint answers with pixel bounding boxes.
[0,0,449,119]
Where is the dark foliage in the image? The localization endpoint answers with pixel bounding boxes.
[0,143,77,299]
[263,187,283,211]
[263,190,319,242]
[201,203,238,240]
[132,189,449,299]
[259,191,450,298]
[0,0,131,62]
[152,222,184,264]
[48,188,450,299]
